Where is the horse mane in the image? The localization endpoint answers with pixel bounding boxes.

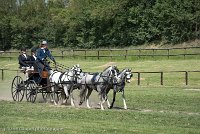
[120,68,126,74]
[102,66,112,72]
[102,65,119,72]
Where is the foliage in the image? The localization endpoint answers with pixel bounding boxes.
[0,0,200,50]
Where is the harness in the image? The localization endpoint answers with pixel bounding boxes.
[113,70,132,92]
[91,73,99,83]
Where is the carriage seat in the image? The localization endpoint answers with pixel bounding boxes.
[41,71,49,78]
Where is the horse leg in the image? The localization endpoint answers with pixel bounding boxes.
[106,89,111,108]
[52,86,58,105]
[70,87,75,107]
[122,90,127,109]
[79,85,87,105]
[63,85,69,104]
[99,95,105,110]
[51,84,57,105]
[106,95,110,108]
[109,91,116,109]
[59,90,66,105]
[99,90,106,110]
[86,88,93,109]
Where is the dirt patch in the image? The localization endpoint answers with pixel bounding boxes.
[125,108,200,116]
[96,62,117,68]
[0,81,12,101]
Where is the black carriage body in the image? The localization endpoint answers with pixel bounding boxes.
[27,71,48,86]
[11,67,52,103]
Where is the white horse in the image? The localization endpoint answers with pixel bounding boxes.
[107,68,133,109]
[49,64,82,106]
[79,65,119,110]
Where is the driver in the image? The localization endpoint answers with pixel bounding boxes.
[36,41,56,75]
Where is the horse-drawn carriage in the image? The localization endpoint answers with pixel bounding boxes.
[11,65,54,103]
[11,60,82,104]
[11,61,133,110]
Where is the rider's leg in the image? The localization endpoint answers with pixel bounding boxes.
[45,63,53,75]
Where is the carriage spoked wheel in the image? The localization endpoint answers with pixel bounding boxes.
[26,80,37,103]
[11,76,25,101]
[42,90,53,103]
[42,83,53,102]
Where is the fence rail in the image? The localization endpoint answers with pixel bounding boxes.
[1,69,200,86]
[1,46,200,60]
[133,70,200,86]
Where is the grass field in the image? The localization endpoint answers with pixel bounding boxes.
[0,58,200,133]
[0,86,200,134]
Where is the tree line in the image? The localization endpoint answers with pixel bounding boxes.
[0,0,199,50]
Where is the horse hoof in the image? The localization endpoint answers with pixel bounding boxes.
[108,106,113,109]
[87,106,91,109]
[71,104,75,107]
[100,106,104,110]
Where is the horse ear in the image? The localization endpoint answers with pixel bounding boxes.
[77,64,79,67]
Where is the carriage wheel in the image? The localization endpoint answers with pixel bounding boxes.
[26,80,37,103]
[42,82,53,103]
[42,90,53,103]
[11,76,25,101]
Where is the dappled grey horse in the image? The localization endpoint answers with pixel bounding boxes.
[49,64,82,106]
[106,68,133,109]
[79,66,119,110]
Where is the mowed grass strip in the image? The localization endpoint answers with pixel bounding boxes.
[0,86,200,134]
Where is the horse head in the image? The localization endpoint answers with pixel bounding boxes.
[71,64,82,79]
[124,68,133,83]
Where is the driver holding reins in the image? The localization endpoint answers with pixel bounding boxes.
[36,40,56,75]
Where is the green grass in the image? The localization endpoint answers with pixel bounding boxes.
[0,86,200,134]
[0,58,200,133]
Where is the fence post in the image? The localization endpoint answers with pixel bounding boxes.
[185,71,188,85]
[1,69,3,80]
[125,50,128,60]
[72,49,75,59]
[184,48,186,60]
[161,72,163,85]
[138,49,141,59]
[137,72,140,85]
[152,49,155,59]
[84,50,87,60]
[61,50,64,59]
[97,50,100,60]
[167,49,170,59]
